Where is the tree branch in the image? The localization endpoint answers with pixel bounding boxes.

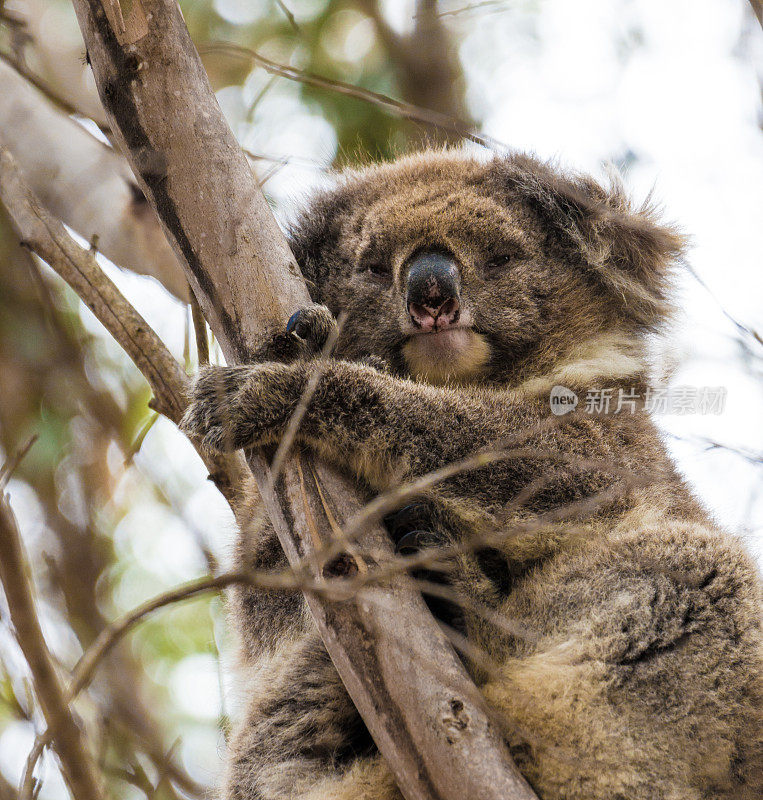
[0,494,104,800]
[69,0,537,798]
[358,0,474,139]
[0,146,252,522]
[201,42,501,151]
[748,0,762,27]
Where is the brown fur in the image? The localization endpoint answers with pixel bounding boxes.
[181,150,763,800]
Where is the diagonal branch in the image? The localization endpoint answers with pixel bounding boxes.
[0,146,251,521]
[0,148,186,419]
[0,493,104,800]
[202,41,499,150]
[68,1,537,799]
[749,0,762,27]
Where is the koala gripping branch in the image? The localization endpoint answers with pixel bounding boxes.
[69,1,537,798]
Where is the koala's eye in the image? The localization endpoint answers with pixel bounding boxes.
[483,254,514,276]
[483,242,528,277]
[363,261,391,278]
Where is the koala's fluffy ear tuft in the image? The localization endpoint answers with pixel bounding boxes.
[287,184,354,303]
[495,154,688,329]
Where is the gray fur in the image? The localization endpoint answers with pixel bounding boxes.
[182,150,763,800]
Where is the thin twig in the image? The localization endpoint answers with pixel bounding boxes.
[312,424,595,566]
[68,570,305,700]
[426,0,508,18]
[684,261,762,348]
[243,147,325,171]
[364,477,651,588]
[257,158,289,187]
[201,41,506,151]
[274,0,299,32]
[0,434,37,491]
[189,288,210,365]
[669,434,763,467]
[269,313,346,481]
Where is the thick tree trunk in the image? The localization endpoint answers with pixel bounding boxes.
[68,1,537,799]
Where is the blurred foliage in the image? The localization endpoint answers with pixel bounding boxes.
[189,0,469,158]
[0,0,473,797]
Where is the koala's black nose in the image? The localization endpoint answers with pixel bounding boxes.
[406,251,461,332]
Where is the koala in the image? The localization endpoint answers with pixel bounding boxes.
[182,150,763,800]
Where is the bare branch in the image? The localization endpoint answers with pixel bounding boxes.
[68,570,305,704]
[70,1,536,798]
[189,289,210,365]
[0,145,251,519]
[0,435,37,491]
[273,0,299,32]
[201,41,503,151]
[425,0,508,19]
[269,315,345,481]
[748,0,762,27]
[0,147,186,420]
[0,494,104,800]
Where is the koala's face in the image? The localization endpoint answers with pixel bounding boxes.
[289,151,684,387]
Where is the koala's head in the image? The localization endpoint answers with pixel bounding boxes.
[289,150,686,390]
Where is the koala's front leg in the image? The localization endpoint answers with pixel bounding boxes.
[181,360,318,454]
[181,360,523,491]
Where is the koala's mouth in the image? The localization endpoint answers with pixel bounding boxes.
[402,328,491,385]
[412,326,471,345]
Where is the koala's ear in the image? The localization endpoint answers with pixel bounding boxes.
[287,186,352,302]
[495,155,688,328]
[287,209,333,302]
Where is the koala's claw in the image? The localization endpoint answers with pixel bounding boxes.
[286,310,308,338]
[395,529,437,556]
[180,365,249,453]
[285,305,337,353]
[384,502,430,535]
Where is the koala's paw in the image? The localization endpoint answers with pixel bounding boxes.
[383,502,437,553]
[286,304,337,354]
[180,365,251,453]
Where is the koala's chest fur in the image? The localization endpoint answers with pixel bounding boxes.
[182,150,763,800]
